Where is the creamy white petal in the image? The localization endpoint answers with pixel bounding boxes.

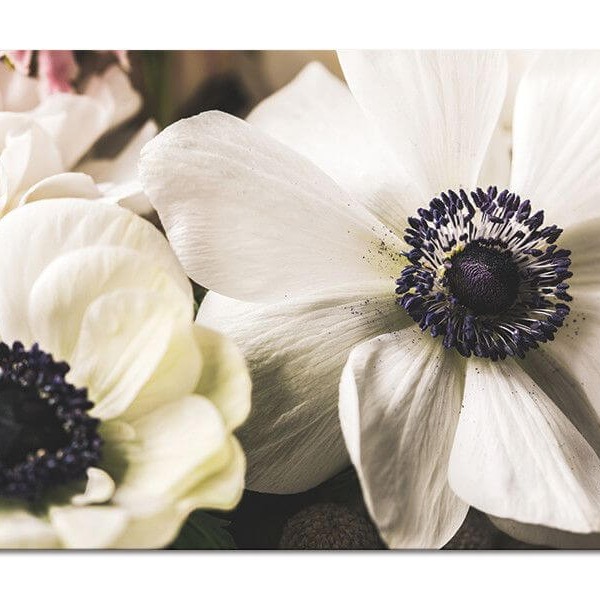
[80,120,157,184]
[449,358,600,533]
[0,504,59,548]
[80,120,157,214]
[48,505,129,549]
[193,324,251,431]
[561,218,600,292]
[510,51,600,227]
[0,123,63,207]
[121,322,202,421]
[490,516,600,549]
[527,291,600,418]
[0,63,41,111]
[198,281,409,493]
[69,290,177,420]
[0,199,191,344]
[338,50,508,203]
[19,172,101,204]
[109,394,228,513]
[71,468,116,506]
[248,61,418,233]
[339,327,468,548]
[110,507,183,549]
[83,64,142,130]
[28,245,191,361]
[31,94,111,169]
[140,110,403,302]
[179,437,245,512]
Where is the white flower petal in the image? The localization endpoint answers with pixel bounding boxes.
[69,289,177,420]
[193,324,251,431]
[510,51,600,228]
[561,218,600,292]
[490,516,600,549]
[0,122,63,207]
[48,505,129,549]
[198,282,409,493]
[19,172,101,204]
[0,504,59,548]
[80,120,158,214]
[528,292,600,418]
[339,327,468,548]
[121,321,202,421]
[0,63,41,111]
[338,50,507,202]
[83,64,142,130]
[110,507,183,549]
[28,245,191,361]
[449,358,600,533]
[109,394,228,513]
[31,94,111,169]
[248,61,418,232]
[179,437,245,512]
[0,199,191,345]
[140,110,403,303]
[71,467,116,506]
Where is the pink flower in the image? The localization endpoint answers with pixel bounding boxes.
[1,51,129,96]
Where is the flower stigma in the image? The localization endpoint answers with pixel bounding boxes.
[396,187,572,360]
[0,342,102,501]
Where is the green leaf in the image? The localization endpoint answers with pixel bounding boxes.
[170,510,237,550]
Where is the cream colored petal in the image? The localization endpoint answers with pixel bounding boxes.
[48,505,129,549]
[0,122,63,207]
[0,504,59,548]
[71,468,116,507]
[193,324,251,431]
[178,436,245,513]
[121,322,202,421]
[69,289,177,420]
[0,199,191,345]
[109,394,229,514]
[20,172,101,204]
[28,245,192,361]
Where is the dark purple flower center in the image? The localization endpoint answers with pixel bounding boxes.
[445,242,520,315]
[0,342,102,501]
[396,187,572,360]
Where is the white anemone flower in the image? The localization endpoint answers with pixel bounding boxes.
[0,61,156,215]
[0,199,250,548]
[141,50,600,549]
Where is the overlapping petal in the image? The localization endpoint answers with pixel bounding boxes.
[339,327,468,548]
[338,50,508,204]
[140,110,404,303]
[198,282,406,493]
[449,359,600,533]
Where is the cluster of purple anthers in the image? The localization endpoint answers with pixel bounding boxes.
[396,187,572,360]
[0,342,102,501]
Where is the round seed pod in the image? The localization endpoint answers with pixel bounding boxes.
[279,502,384,550]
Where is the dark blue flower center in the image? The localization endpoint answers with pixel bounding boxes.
[396,187,572,360]
[0,342,102,501]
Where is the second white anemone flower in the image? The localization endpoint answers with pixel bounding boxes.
[0,199,250,548]
[141,50,600,548]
